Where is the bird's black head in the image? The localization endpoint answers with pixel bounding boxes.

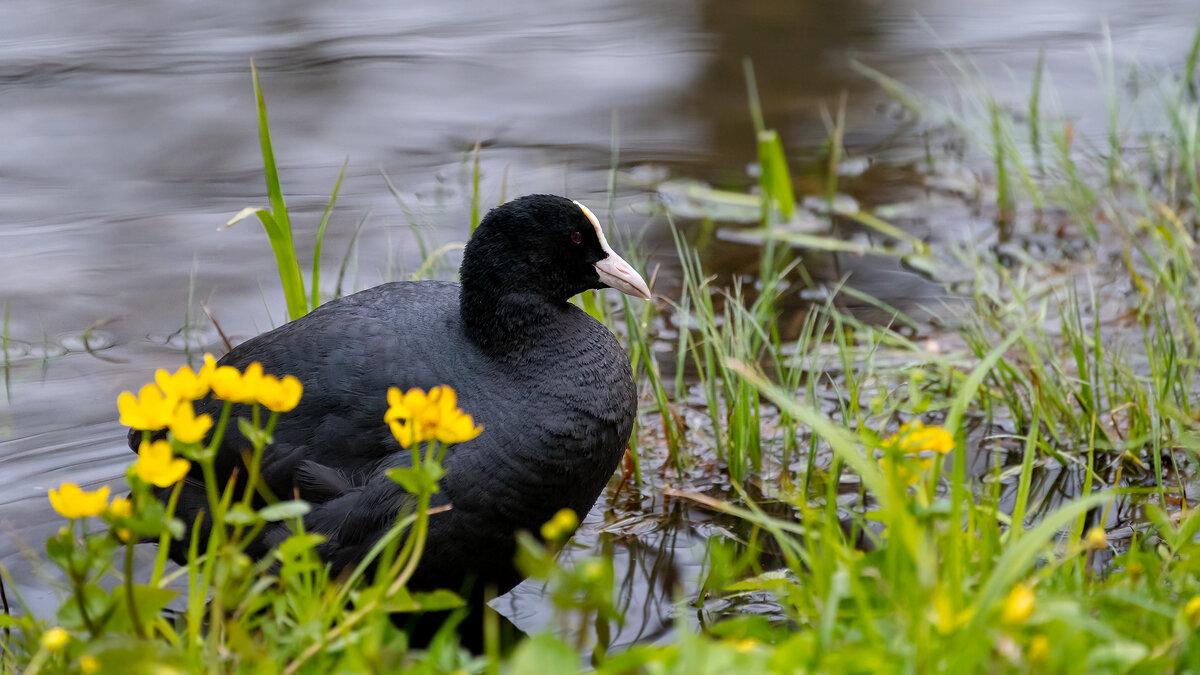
[460,194,650,304]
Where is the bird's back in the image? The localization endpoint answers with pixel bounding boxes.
[141,279,636,594]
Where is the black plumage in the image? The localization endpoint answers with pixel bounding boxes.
[129,194,650,600]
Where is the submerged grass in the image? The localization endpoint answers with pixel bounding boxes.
[6,29,1200,673]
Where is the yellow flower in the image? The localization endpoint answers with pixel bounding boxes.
[1185,596,1200,626]
[108,496,132,517]
[1027,635,1050,665]
[385,386,482,448]
[1002,583,1036,626]
[48,484,110,519]
[40,627,69,651]
[735,638,759,653]
[154,361,212,401]
[256,374,303,412]
[79,655,100,674]
[108,497,133,541]
[879,454,934,486]
[1083,526,1107,550]
[581,560,605,581]
[929,587,974,634]
[883,421,955,455]
[134,440,191,488]
[210,362,263,404]
[240,361,264,395]
[117,383,179,431]
[167,401,212,444]
[540,508,579,542]
[387,417,420,449]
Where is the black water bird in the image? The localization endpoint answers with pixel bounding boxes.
[129,194,650,604]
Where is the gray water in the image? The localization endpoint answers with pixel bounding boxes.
[2,0,1197,645]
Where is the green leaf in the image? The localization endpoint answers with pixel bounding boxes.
[107,586,179,632]
[258,500,311,522]
[379,588,462,613]
[225,504,259,526]
[45,530,72,568]
[278,532,326,559]
[380,587,417,613]
[707,615,782,643]
[410,589,465,611]
[56,584,110,630]
[514,531,555,579]
[387,465,442,495]
[508,634,581,675]
[236,417,270,447]
[1086,640,1149,671]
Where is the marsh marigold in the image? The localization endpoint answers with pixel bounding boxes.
[40,627,69,651]
[255,373,303,412]
[207,361,302,412]
[209,361,263,404]
[1002,583,1036,626]
[878,420,955,485]
[540,508,579,542]
[154,358,215,401]
[167,401,213,444]
[385,385,483,448]
[107,496,133,541]
[48,484,110,519]
[133,440,191,487]
[117,383,180,431]
[119,359,215,443]
[883,420,955,455]
[1185,596,1200,626]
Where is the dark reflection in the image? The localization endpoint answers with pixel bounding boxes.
[605,500,689,644]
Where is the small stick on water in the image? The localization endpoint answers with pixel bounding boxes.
[202,303,234,353]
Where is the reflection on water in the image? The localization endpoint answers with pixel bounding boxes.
[2,0,1199,646]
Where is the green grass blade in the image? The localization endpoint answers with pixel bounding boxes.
[1008,401,1041,541]
[250,61,308,320]
[970,492,1110,623]
[312,157,349,309]
[470,140,482,234]
[757,130,796,221]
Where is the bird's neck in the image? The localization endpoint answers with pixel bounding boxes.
[459,285,568,359]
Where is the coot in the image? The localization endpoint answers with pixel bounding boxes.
[131,194,649,600]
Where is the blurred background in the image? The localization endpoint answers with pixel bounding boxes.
[1,0,1197,643]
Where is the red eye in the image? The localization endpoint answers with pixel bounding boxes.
[571,231,582,244]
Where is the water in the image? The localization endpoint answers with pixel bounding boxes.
[2,0,1197,641]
